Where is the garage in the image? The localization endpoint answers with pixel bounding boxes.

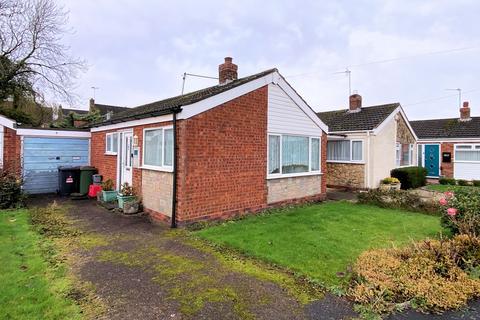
[19,129,91,194]
[454,144,480,180]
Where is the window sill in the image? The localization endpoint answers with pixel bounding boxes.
[327,160,365,164]
[267,171,323,180]
[396,165,413,168]
[453,160,480,164]
[105,152,117,156]
[140,165,173,173]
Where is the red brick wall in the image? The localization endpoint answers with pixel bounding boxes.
[91,129,119,189]
[176,86,269,222]
[3,127,21,173]
[441,143,454,178]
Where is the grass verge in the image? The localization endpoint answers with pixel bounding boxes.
[0,202,106,320]
[0,208,83,319]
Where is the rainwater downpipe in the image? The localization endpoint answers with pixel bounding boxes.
[171,107,181,228]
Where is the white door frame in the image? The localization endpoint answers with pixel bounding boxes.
[116,129,133,190]
[422,143,442,178]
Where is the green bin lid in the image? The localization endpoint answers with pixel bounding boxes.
[80,166,97,171]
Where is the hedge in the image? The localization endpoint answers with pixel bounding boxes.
[390,166,427,190]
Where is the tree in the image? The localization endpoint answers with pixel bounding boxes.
[0,0,85,105]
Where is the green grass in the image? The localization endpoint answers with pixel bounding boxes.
[196,201,444,286]
[425,184,480,192]
[0,209,82,320]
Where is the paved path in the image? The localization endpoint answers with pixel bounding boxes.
[33,198,480,319]
[56,199,357,320]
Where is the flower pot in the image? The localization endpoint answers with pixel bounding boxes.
[117,195,136,209]
[123,201,139,215]
[102,190,118,202]
[379,183,401,191]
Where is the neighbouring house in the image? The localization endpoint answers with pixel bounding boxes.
[54,99,129,125]
[316,94,418,189]
[90,57,329,225]
[411,101,480,180]
[0,114,91,193]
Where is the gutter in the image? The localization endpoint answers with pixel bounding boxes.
[89,108,176,128]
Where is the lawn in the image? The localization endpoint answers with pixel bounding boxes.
[425,184,480,192]
[197,201,444,286]
[0,209,82,320]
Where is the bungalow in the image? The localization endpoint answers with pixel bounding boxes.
[411,101,480,180]
[317,94,418,189]
[90,57,329,225]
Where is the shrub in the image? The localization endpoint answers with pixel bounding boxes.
[0,170,25,209]
[358,189,440,215]
[381,177,400,185]
[439,177,456,185]
[473,180,480,187]
[101,179,114,191]
[120,182,134,196]
[349,235,480,313]
[438,188,480,236]
[457,179,470,186]
[390,166,427,189]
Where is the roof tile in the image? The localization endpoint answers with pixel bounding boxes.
[411,117,480,139]
[316,103,399,132]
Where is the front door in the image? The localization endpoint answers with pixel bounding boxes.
[424,144,440,177]
[119,132,133,188]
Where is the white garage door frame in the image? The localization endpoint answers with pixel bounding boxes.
[18,128,91,194]
[453,143,480,180]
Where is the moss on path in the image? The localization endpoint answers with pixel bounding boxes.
[47,199,355,320]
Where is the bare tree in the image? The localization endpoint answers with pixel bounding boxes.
[0,0,85,105]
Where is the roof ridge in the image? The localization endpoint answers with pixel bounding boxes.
[316,102,399,114]
[92,68,278,126]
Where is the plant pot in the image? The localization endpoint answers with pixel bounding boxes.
[123,201,139,215]
[379,183,401,191]
[102,190,118,202]
[117,195,136,209]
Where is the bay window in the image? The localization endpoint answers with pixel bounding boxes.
[268,134,321,177]
[105,133,118,154]
[327,140,363,162]
[396,143,414,167]
[143,127,173,170]
[455,144,480,162]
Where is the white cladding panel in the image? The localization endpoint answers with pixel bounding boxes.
[454,162,480,180]
[268,84,322,136]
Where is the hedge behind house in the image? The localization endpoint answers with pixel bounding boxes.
[390,166,427,189]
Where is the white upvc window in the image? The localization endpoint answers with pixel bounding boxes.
[105,132,118,154]
[268,134,321,178]
[396,143,414,167]
[326,139,363,163]
[454,144,480,162]
[142,126,174,171]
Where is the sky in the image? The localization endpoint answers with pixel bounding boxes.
[58,0,480,120]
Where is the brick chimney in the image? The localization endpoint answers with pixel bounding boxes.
[349,93,362,112]
[89,98,95,112]
[459,101,471,121]
[219,57,238,84]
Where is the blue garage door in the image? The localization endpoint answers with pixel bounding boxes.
[23,137,90,194]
